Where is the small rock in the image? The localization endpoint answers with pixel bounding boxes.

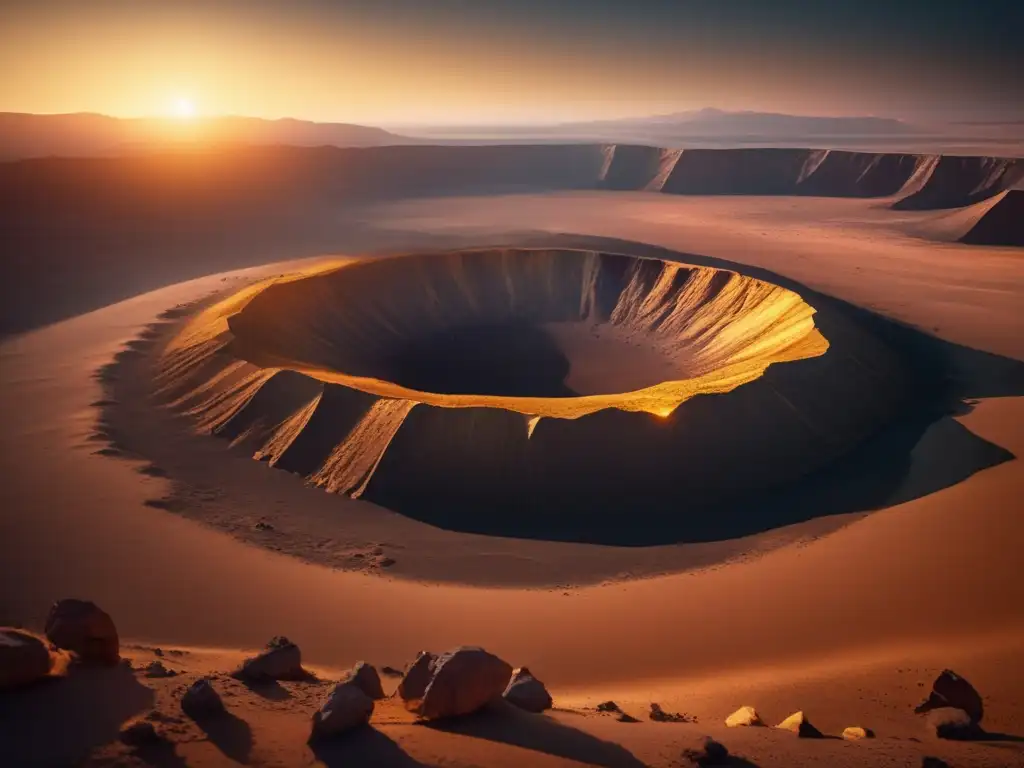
[503,667,553,713]
[921,759,951,768]
[254,521,275,531]
[381,665,403,678]
[119,720,160,747]
[143,661,177,678]
[181,678,225,720]
[681,736,730,766]
[926,707,984,741]
[617,712,640,723]
[397,651,437,704]
[775,711,823,738]
[153,648,164,657]
[44,599,119,665]
[378,557,396,568]
[915,669,984,724]
[649,702,694,723]
[596,700,622,713]
[342,661,385,700]
[842,726,874,740]
[725,705,762,727]
[232,637,303,681]
[416,647,513,720]
[0,628,53,690]
[311,681,374,738]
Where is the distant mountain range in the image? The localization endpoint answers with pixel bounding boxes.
[401,108,920,142]
[0,113,410,160]
[2,109,1020,161]
[572,107,914,134]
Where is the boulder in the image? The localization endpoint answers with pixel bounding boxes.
[775,711,823,738]
[915,669,984,724]
[44,599,119,665]
[342,661,385,700]
[596,700,622,713]
[617,712,640,723]
[724,705,762,727]
[921,759,951,768]
[502,667,552,713]
[232,636,303,682]
[416,647,513,720]
[926,707,984,741]
[681,735,730,766]
[311,681,374,738]
[842,726,874,740]
[0,628,52,690]
[181,678,225,720]
[397,651,437,704]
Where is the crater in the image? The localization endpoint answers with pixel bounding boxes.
[154,247,925,543]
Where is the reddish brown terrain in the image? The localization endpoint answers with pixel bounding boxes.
[1,145,1022,767]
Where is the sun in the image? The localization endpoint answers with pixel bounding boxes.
[171,97,196,119]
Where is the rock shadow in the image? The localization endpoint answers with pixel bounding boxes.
[195,710,253,764]
[0,664,154,767]
[310,725,429,767]
[423,702,646,768]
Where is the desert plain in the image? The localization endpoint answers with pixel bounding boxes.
[1,144,1023,767]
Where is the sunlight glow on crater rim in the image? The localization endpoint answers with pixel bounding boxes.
[165,249,829,421]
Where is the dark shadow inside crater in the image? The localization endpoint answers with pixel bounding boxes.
[348,239,1024,545]
[386,323,578,398]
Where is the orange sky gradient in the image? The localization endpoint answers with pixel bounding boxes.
[2,1,1020,126]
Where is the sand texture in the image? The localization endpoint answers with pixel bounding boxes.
[1,144,1023,767]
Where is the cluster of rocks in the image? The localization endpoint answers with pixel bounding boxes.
[0,599,995,764]
[166,642,554,742]
[314,648,557,738]
[719,668,988,743]
[1,598,120,690]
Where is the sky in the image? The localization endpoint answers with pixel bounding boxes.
[1,0,1021,126]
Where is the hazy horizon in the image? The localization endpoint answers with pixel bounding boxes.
[2,1,1021,126]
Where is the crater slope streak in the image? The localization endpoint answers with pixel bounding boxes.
[159,248,912,541]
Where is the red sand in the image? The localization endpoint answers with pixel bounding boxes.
[1,173,1023,766]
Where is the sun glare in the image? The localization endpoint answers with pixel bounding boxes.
[171,97,196,119]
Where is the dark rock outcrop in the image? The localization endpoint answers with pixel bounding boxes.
[44,599,119,665]
[915,669,984,724]
[181,678,225,720]
[397,651,437,705]
[502,667,553,713]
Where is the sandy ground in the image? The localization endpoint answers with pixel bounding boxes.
[2,193,1023,766]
